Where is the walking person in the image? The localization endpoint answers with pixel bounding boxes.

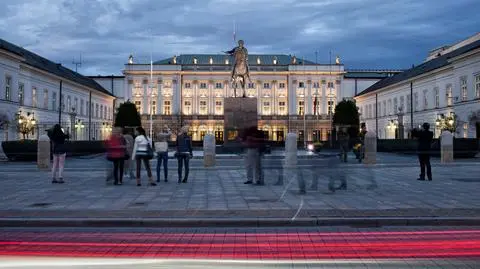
[338,127,350,163]
[241,126,264,185]
[412,123,434,181]
[123,130,135,179]
[175,126,193,183]
[48,124,69,184]
[131,127,156,187]
[155,125,172,182]
[106,127,128,185]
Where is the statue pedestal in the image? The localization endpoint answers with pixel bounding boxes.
[441,131,454,163]
[223,97,257,151]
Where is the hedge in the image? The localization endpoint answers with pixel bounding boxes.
[1,140,106,162]
[377,138,479,158]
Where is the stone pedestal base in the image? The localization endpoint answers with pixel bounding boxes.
[223,97,257,146]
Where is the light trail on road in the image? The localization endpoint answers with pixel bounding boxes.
[0,229,479,260]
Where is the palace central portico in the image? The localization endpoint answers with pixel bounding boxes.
[114,54,398,142]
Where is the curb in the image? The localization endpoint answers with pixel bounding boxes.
[1,217,479,228]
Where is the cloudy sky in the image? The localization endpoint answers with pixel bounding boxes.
[1,0,478,75]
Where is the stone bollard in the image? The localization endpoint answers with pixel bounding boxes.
[37,134,50,170]
[203,133,216,167]
[363,131,377,165]
[275,133,298,186]
[441,130,454,163]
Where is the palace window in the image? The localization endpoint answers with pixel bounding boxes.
[263,101,271,115]
[414,93,418,111]
[461,77,468,101]
[263,83,270,89]
[475,74,480,98]
[163,100,171,115]
[446,85,453,106]
[400,96,405,112]
[463,123,468,138]
[199,100,207,115]
[184,101,192,115]
[100,105,103,119]
[80,99,84,116]
[134,101,141,114]
[377,103,381,117]
[95,104,98,118]
[298,82,305,88]
[383,100,386,116]
[313,82,320,88]
[184,82,191,89]
[43,89,49,109]
[200,82,207,89]
[32,87,37,108]
[406,94,411,112]
[279,83,285,89]
[387,99,392,115]
[327,99,334,115]
[18,83,24,105]
[215,82,223,89]
[151,101,156,114]
[434,87,439,108]
[215,100,222,115]
[67,96,71,112]
[74,98,78,113]
[278,101,286,115]
[298,100,305,115]
[248,83,255,89]
[423,90,428,109]
[5,76,11,101]
[52,92,57,111]
[393,98,398,114]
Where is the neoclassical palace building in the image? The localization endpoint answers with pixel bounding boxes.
[104,54,398,142]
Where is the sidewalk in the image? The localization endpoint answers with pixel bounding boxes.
[1,153,480,227]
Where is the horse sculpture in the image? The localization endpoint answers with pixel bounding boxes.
[224,40,251,97]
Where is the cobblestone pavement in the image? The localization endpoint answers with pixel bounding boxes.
[0,153,479,219]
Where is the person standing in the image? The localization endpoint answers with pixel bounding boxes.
[48,124,69,184]
[412,123,434,181]
[123,130,135,179]
[337,127,350,163]
[241,126,264,185]
[106,127,127,185]
[175,126,192,183]
[131,127,156,187]
[155,125,172,182]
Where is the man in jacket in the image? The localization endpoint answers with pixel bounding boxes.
[412,123,434,181]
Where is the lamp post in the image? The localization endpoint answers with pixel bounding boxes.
[15,111,36,139]
[74,119,85,140]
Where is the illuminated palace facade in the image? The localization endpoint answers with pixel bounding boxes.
[113,54,399,142]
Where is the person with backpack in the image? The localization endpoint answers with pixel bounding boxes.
[48,124,69,184]
[106,127,128,185]
[131,126,156,187]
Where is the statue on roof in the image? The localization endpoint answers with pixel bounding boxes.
[224,39,251,97]
[335,55,341,65]
[128,54,133,64]
[172,55,177,64]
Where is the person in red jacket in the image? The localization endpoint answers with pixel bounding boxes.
[106,127,127,185]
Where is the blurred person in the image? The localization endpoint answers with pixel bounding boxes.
[106,127,128,185]
[48,124,69,184]
[123,129,135,179]
[155,125,172,182]
[412,123,434,181]
[337,127,350,163]
[131,126,156,187]
[175,126,193,183]
[240,126,264,185]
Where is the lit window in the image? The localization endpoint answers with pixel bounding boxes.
[32,87,37,108]
[257,57,261,64]
[67,96,71,112]
[225,58,229,65]
[475,74,480,98]
[134,101,141,114]
[248,83,255,89]
[463,123,468,138]
[193,57,198,64]
[18,83,24,105]
[423,90,428,109]
[209,57,213,64]
[151,101,156,114]
[263,101,271,115]
[215,82,223,89]
[52,92,57,111]
[199,100,207,115]
[5,76,11,101]
[43,89,49,109]
[298,100,305,115]
[327,100,334,115]
[200,83,207,89]
[184,82,191,89]
[461,77,467,101]
[279,83,285,89]
[313,82,319,88]
[434,87,439,108]
[215,100,222,115]
[446,85,453,106]
[263,83,270,89]
[278,101,286,115]
[163,100,171,115]
[184,101,192,115]
[298,82,305,88]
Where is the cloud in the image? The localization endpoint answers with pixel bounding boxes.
[0,0,478,74]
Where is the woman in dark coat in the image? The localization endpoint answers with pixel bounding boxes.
[48,124,69,183]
